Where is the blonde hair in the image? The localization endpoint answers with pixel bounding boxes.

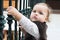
[35,3,52,22]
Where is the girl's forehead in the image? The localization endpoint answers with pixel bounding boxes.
[33,5,48,11]
[33,5,48,15]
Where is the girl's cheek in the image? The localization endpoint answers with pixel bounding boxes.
[30,14,34,19]
[39,16,46,22]
[30,13,35,18]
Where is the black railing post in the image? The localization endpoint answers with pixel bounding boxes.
[14,0,18,40]
[0,0,6,40]
[19,0,22,40]
[7,0,13,40]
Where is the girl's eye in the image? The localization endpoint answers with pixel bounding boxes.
[33,10,36,13]
[39,12,43,15]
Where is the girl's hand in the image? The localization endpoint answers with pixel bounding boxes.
[6,6,19,16]
[6,6,22,21]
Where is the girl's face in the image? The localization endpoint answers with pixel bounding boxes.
[30,4,48,22]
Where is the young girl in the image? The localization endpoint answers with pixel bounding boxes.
[6,3,51,40]
[25,3,51,40]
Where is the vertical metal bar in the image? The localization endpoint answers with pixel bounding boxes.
[7,24,12,40]
[25,0,26,9]
[23,0,25,9]
[22,0,25,40]
[21,0,23,10]
[27,0,29,8]
[26,0,27,15]
[19,0,21,40]
[15,0,18,8]
[19,0,22,10]
[19,0,29,40]
[26,0,28,9]
[15,0,18,40]
[19,28,21,40]
[9,0,12,6]
[17,0,20,10]
[7,0,13,40]
[0,0,3,15]
[0,0,5,40]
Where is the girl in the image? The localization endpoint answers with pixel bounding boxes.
[25,3,51,40]
[6,3,51,40]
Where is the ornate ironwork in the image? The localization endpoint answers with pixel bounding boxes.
[0,0,6,40]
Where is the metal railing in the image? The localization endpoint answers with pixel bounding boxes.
[0,0,45,40]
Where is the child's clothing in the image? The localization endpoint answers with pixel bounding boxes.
[19,15,47,40]
[25,21,47,40]
[19,15,40,40]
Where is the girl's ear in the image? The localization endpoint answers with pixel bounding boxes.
[45,17,48,22]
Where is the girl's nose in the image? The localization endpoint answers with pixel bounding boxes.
[34,13,38,16]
